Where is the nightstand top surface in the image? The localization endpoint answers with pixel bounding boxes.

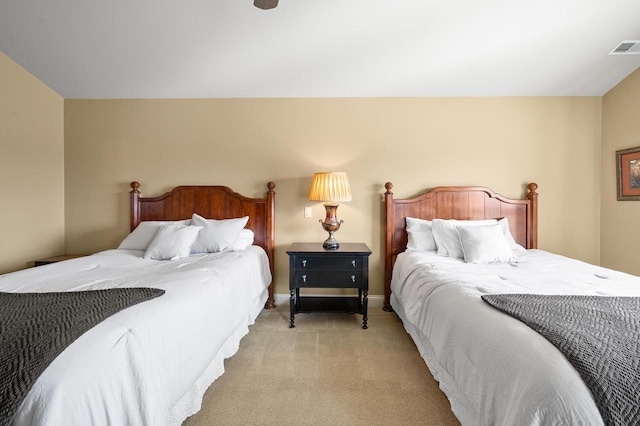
[287,242,371,255]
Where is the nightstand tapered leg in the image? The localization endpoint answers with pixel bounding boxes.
[362,290,368,329]
[289,289,296,328]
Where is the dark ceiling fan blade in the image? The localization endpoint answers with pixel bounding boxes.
[254,0,279,9]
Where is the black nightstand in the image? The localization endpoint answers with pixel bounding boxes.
[287,242,372,329]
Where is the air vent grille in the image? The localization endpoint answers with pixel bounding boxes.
[609,40,640,55]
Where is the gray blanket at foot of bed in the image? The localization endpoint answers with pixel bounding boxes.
[482,294,640,426]
[482,294,640,425]
[0,288,165,426]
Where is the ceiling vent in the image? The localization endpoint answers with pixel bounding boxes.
[609,40,640,55]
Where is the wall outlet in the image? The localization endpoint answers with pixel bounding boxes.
[304,206,312,218]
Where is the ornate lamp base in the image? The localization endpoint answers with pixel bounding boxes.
[320,203,343,250]
[322,233,340,250]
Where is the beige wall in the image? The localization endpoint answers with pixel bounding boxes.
[5,46,638,293]
[0,52,65,274]
[602,67,640,276]
[64,97,602,297]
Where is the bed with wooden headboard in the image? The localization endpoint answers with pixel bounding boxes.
[382,181,640,425]
[130,180,276,309]
[0,180,279,426]
[383,181,538,311]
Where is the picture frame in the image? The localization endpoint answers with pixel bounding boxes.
[616,146,640,201]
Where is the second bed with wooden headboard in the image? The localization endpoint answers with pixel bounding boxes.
[383,181,538,311]
[383,181,640,425]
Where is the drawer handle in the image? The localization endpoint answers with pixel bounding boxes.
[351,275,356,283]
[351,260,356,268]
[302,260,307,268]
[302,274,307,283]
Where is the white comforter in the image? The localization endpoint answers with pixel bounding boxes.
[0,247,272,426]
[391,249,640,426]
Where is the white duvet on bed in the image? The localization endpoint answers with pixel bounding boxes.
[391,249,640,426]
[0,246,271,426]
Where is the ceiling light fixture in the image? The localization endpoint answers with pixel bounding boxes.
[254,0,279,10]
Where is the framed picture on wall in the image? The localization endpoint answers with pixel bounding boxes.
[616,146,640,201]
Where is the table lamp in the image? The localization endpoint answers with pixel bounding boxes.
[308,172,352,249]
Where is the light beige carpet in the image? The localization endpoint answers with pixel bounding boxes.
[184,304,460,426]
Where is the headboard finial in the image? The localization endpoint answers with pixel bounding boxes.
[130,181,141,232]
[527,182,538,195]
[385,182,393,193]
[267,181,276,192]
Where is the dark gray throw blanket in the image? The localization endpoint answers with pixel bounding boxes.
[482,294,640,426]
[0,288,165,426]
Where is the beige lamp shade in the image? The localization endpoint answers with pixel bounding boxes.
[308,172,352,203]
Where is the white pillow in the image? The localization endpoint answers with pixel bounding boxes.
[456,224,516,264]
[118,220,192,251]
[143,224,202,260]
[190,214,249,253]
[406,217,436,252]
[498,217,526,252]
[432,218,497,259]
[233,229,255,251]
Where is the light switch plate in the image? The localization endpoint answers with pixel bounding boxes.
[304,207,312,218]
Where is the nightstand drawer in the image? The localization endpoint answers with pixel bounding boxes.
[293,256,363,271]
[294,271,364,288]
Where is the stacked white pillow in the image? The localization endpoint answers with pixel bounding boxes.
[118,220,192,251]
[117,214,254,260]
[142,224,202,260]
[233,229,255,251]
[456,223,516,264]
[432,218,497,259]
[497,218,525,253]
[190,214,249,253]
[405,216,523,263]
[406,217,436,252]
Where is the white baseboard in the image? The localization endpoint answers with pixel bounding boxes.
[273,293,384,308]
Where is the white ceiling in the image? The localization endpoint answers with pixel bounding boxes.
[1,0,639,99]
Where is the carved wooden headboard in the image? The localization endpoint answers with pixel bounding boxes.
[129,181,276,309]
[383,182,538,311]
